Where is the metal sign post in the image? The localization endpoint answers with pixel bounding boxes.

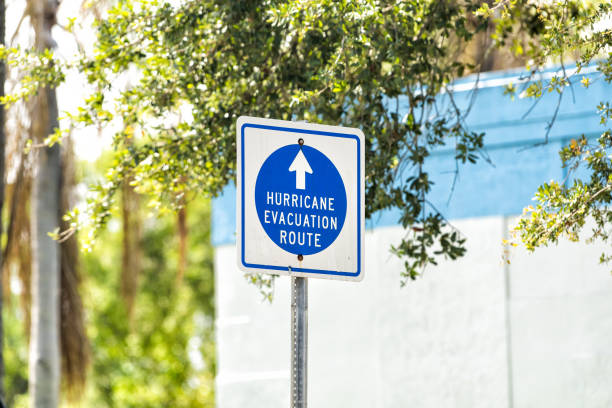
[236,116,365,407]
[291,276,307,408]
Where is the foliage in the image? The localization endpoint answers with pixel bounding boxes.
[2,0,611,285]
[79,180,215,407]
[2,154,216,407]
[9,0,499,283]
[488,0,612,266]
[3,297,29,407]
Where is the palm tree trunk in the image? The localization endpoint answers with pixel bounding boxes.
[30,90,61,408]
[121,180,142,324]
[28,0,61,407]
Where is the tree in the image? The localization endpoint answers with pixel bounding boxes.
[0,1,91,404]
[28,0,62,405]
[50,0,494,283]
[0,155,217,407]
[478,1,612,267]
[2,1,610,286]
[76,165,215,407]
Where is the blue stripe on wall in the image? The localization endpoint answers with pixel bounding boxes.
[212,65,611,246]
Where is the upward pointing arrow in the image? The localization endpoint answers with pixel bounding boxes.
[289,149,313,190]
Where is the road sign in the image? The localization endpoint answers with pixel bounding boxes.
[236,116,365,281]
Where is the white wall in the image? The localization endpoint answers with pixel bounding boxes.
[214,216,612,407]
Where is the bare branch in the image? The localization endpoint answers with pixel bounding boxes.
[10,6,29,47]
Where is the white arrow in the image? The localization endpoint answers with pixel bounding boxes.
[289,149,313,190]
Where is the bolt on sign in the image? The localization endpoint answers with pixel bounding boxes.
[236,116,365,281]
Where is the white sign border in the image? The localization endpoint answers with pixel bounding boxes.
[236,116,365,282]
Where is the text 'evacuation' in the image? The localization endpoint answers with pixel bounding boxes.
[263,191,339,248]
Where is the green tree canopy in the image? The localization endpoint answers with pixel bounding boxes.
[63,0,492,282]
[2,0,611,280]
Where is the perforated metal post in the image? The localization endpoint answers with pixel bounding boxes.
[291,276,307,408]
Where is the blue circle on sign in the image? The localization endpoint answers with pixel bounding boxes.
[255,144,347,256]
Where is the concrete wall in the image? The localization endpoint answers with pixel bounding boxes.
[215,217,612,408]
[213,65,612,407]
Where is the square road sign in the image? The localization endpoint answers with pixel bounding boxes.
[236,116,365,281]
